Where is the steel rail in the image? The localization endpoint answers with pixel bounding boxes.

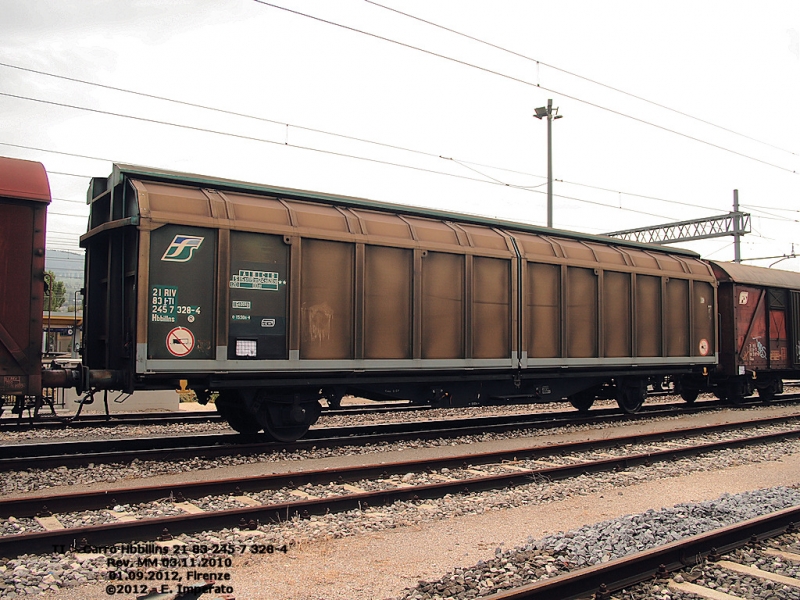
[490,505,800,599]
[0,410,222,429]
[2,398,796,472]
[0,404,673,470]
[1,419,798,557]
[0,401,430,430]
[4,392,798,432]
[4,412,799,517]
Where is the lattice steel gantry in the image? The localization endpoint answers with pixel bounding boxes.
[604,190,750,262]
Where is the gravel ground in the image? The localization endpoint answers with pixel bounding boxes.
[4,436,800,598]
[2,398,799,598]
[0,419,229,442]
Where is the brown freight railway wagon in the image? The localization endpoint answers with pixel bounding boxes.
[0,157,50,400]
[703,261,800,402]
[80,164,717,440]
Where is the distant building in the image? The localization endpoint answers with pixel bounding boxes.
[42,313,83,357]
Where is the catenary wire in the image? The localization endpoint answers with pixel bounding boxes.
[0,97,680,224]
[0,141,110,164]
[2,62,789,218]
[48,211,87,217]
[364,0,798,157]
[744,203,800,213]
[252,0,798,175]
[0,61,444,163]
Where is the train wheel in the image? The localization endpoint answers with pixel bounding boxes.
[725,379,752,406]
[568,389,595,413]
[215,391,262,434]
[323,387,345,409]
[757,378,781,403]
[680,389,699,404]
[757,387,775,403]
[259,400,322,443]
[727,394,747,405]
[616,380,646,414]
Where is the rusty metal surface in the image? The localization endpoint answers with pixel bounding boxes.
[0,157,50,396]
[712,260,800,289]
[717,280,796,375]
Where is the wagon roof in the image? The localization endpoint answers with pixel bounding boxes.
[710,261,800,288]
[0,156,50,203]
[108,163,701,258]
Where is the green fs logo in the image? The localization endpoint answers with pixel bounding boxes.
[161,235,204,262]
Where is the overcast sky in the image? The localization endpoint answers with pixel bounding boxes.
[2,0,799,274]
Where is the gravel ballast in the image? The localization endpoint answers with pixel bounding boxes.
[2,401,799,598]
[400,487,800,599]
[6,443,800,598]
[3,403,799,497]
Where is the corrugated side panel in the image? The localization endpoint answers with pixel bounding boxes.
[526,262,560,359]
[121,174,720,375]
[566,267,598,358]
[364,246,412,359]
[693,281,715,359]
[665,278,690,357]
[635,275,662,357]
[300,240,353,359]
[421,252,465,359]
[603,271,631,357]
[472,257,510,359]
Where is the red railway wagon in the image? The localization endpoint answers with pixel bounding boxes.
[0,157,51,399]
[706,261,800,401]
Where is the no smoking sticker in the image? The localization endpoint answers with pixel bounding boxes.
[699,338,710,356]
[166,327,195,357]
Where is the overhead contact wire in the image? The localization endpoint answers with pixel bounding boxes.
[3,63,790,218]
[364,0,798,157]
[253,0,798,175]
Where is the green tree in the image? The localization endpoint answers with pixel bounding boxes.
[44,271,66,311]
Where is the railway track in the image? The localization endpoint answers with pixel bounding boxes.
[0,400,426,430]
[1,414,798,558]
[0,392,800,437]
[2,391,797,432]
[1,397,796,471]
[489,507,800,599]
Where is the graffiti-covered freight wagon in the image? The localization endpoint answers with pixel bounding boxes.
[679,261,800,403]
